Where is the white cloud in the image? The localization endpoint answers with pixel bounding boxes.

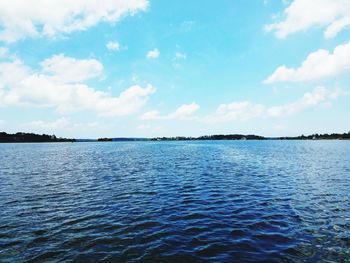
[0,56,156,116]
[141,110,161,120]
[174,52,186,60]
[205,101,266,123]
[106,41,120,51]
[0,46,17,61]
[170,102,199,119]
[0,59,31,90]
[140,87,345,124]
[205,87,346,122]
[266,86,342,117]
[23,117,101,132]
[147,48,160,59]
[264,41,350,83]
[266,0,350,39]
[141,102,200,120]
[0,0,149,42]
[25,117,70,130]
[0,47,9,58]
[41,54,104,83]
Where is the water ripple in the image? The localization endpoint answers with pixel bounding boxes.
[0,140,350,262]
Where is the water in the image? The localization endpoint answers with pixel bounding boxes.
[0,141,349,262]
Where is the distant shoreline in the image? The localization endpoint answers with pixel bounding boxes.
[1,131,350,143]
[0,132,75,143]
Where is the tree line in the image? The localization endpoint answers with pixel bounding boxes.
[0,132,75,143]
[151,132,350,141]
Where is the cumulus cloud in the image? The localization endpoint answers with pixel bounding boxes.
[41,54,104,83]
[264,41,350,83]
[0,55,156,116]
[141,102,200,120]
[0,0,149,42]
[266,0,350,39]
[205,87,346,122]
[146,48,160,59]
[106,41,120,51]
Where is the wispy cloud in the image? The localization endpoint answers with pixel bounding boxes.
[141,102,200,120]
[204,87,347,122]
[174,52,186,60]
[139,87,347,124]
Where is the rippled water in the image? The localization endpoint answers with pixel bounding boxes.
[0,141,350,262]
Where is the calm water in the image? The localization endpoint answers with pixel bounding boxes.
[0,141,350,262]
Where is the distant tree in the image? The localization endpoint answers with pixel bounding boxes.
[0,132,74,143]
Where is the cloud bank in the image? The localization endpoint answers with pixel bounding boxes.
[205,87,346,122]
[0,54,155,116]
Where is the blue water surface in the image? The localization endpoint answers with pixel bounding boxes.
[0,140,350,262]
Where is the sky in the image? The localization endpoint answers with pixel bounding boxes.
[0,0,349,138]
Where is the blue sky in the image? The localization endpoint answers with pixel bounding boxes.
[0,0,349,138]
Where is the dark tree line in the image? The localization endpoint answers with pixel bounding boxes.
[0,132,75,143]
[97,138,149,141]
[97,138,113,142]
[2,131,349,143]
[279,132,350,140]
